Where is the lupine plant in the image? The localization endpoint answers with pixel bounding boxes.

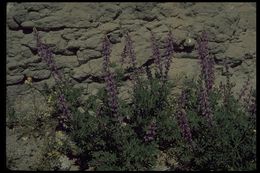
[29,29,256,171]
[33,27,65,85]
[167,32,256,171]
[102,36,119,117]
[122,32,137,69]
[33,27,78,131]
[176,89,192,145]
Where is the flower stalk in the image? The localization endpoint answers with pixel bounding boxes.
[102,36,119,117]
[33,27,71,131]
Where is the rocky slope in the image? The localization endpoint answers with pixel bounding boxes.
[6,2,256,170]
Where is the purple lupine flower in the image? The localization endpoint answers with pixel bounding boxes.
[57,93,72,130]
[150,31,163,78]
[34,28,63,83]
[121,32,137,68]
[101,35,119,116]
[144,120,157,142]
[198,86,213,126]
[197,31,215,92]
[102,35,112,74]
[58,94,69,115]
[196,31,214,126]
[177,90,192,144]
[177,109,192,144]
[33,27,70,130]
[104,71,119,115]
[163,30,175,80]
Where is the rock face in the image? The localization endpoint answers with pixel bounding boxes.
[7,3,256,98]
[6,2,256,170]
[6,127,46,170]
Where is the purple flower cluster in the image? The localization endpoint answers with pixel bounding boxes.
[102,35,112,74]
[163,31,175,80]
[104,72,119,115]
[150,31,163,77]
[197,31,215,92]
[144,120,157,142]
[120,31,175,83]
[33,27,71,130]
[57,93,72,130]
[198,87,213,125]
[197,31,214,125]
[121,32,145,85]
[121,32,137,68]
[33,27,63,84]
[102,36,119,116]
[177,90,192,144]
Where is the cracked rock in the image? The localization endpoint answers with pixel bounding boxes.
[76,49,102,65]
[7,75,24,85]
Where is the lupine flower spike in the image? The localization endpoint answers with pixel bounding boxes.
[121,32,137,69]
[197,31,214,126]
[177,90,192,144]
[33,27,64,84]
[33,27,71,131]
[144,120,157,142]
[197,31,215,92]
[102,36,119,117]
